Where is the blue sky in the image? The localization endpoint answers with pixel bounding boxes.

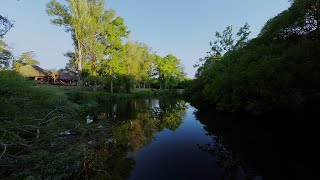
[1,0,290,78]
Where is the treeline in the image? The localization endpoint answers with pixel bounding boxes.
[185,0,320,114]
[46,0,186,92]
[1,0,187,92]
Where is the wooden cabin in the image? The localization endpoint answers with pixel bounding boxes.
[17,65,78,85]
[57,71,78,85]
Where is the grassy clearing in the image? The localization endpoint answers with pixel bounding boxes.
[36,84,182,104]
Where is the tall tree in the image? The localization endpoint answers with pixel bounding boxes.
[0,15,13,69]
[195,23,250,77]
[0,15,14,38]
[139,44,154,88]
[100,10,129,93]
[47,0,129,91]
[0,40,12,69]
[123,41,153,88]
[63,51,77,71]
[260,0,320,38]
[155,54,184,90]
[47,0,100,86]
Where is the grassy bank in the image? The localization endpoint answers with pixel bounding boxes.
[37,84,183,104]
[0,71,90,179]
[0,71,182,179]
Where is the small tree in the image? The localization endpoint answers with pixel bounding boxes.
[13,51,39,70]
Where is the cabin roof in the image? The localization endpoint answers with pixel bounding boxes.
[59,72,78,81]
[18,65,51,77]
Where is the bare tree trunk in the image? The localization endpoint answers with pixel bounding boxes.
[77,44,82,88]
[93,79,97,92]
[110,79,113,94]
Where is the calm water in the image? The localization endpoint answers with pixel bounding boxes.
[86,99,247,179]
[128,106,240,180]
[86,98,317,180]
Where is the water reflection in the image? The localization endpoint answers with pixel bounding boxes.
[83,99,187,179]
[81,99,268,179]
[197,134,246,180]
[193,107,261,180]
[192,103,319,180]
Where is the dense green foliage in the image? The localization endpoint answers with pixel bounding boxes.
[185,0,320,114]
[0,39,12,69]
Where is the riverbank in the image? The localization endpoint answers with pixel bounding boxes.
[0,71,90,178]
[37,84,183,104]
[0,71,183,179]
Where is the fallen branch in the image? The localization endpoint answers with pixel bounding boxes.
[41,106,66,121]
[38,116,59,126]
[0,143,7,160]
[36,128,40,141]
[74,122,81,129]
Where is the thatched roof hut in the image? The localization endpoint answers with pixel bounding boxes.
[59,72,78,81]
[17,65,51,83]
[18,65,51,78]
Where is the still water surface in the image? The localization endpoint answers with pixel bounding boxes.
[130,107,228,180]
[87,98,316,179]
[88,99,247,179]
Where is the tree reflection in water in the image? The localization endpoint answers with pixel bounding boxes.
[82,99,187,179]
[197,134,246,180]
[194,109,249,180]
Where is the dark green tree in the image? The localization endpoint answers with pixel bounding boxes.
[186,0,320,114]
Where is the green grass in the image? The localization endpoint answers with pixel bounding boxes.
[0,72,86,179]
[34,85,182,104]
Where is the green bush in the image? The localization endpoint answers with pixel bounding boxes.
[0,71,83,178]
[0,71,67,117]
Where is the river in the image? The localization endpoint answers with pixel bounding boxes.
[83,98,316,180]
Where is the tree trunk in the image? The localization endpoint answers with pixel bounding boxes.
[110,80,113,94]
[77,44,82,88]
[143,83,145,88]
[93,79,97,92]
